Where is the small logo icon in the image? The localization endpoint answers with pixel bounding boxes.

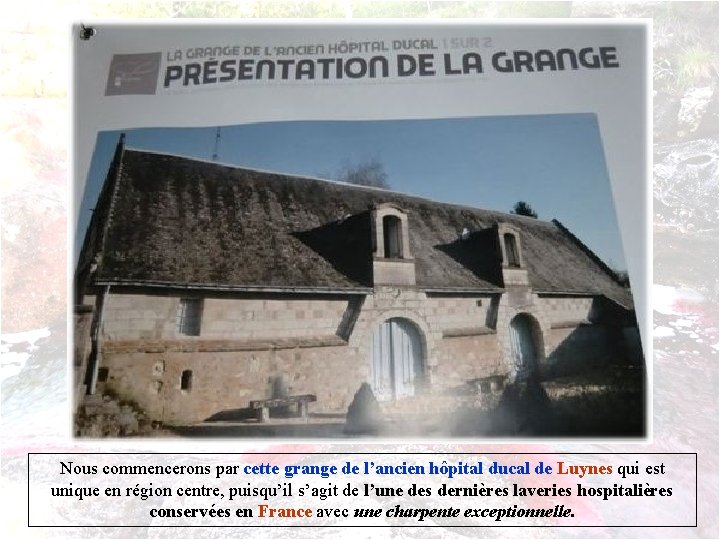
[105,53,161,96]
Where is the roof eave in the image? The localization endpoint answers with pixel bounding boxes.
[93,279,372,295]
[422,287,504,294]
[536,289,633,311]
[535,290,597,297]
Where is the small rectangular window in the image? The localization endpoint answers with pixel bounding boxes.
[97,367,109,383]
[176,298,202,336]
[181,370,193,391]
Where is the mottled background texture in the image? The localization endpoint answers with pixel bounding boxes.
[1,1,717,539]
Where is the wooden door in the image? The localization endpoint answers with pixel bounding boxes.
[510,314,537,380]
[371,318,423,400]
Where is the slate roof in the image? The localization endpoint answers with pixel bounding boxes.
[81,146,633,309]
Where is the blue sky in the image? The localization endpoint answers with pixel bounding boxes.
[77,114,626,269]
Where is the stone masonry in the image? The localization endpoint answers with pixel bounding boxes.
[95,286,614,424]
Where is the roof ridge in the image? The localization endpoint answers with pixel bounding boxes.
[121,146,556,224]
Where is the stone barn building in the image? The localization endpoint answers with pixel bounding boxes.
[75,138,642,425]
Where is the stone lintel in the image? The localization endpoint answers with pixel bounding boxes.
[442,327,496,339]
[103,335,348,354]
[550,319,592,329]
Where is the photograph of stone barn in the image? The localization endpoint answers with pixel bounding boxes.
[74,126,645,438]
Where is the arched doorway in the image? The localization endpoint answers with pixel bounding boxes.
[371,318,424,401]
[509,313,542,380]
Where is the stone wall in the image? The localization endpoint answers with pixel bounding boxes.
[537,296,618,376]
[102,293,349,341]
[434,334,504,389]
[537,296,595,326]
[97,288,510,424]
[543,325,612,376]
[73,306,94,412]
[95,288,622,424]
[493,292,615,381]
[424,295,496,331]
[100,343,363,424]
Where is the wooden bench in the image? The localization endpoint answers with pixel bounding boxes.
[249,394,317,423]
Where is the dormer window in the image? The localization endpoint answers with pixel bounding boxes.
[371,204,415,286]
[504,233,520,267]
[372,204,411,260]
[383,215,402,258]
[497,224,524,269]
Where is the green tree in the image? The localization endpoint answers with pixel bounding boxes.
[511,201,538,218]
[337,160,390,189]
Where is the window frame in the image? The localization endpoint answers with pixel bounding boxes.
[504,233,521,268]
[382,214,403,259]
[176,298,203,337]
[180,369,193,392]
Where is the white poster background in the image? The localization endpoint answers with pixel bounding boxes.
[73,21,650,357]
